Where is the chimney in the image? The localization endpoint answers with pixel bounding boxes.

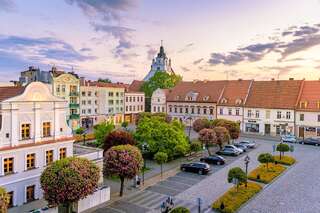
[238,78,242,81]
[271,78,275,81]
[289,78,294,80]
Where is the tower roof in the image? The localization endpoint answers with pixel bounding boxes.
[157,44,166,58]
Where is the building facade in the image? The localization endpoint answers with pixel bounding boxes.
[124,92,145,123]
[0,82,74,208]
[151,88,168,113]
[80,81,100,128]
[19,66,52,85]
[51,71,80,130]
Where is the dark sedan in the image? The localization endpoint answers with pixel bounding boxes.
[180,162,210,175]
[200,155,226,165]
[216,148,240,156]
[300,137,320,146]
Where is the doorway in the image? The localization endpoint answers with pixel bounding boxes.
[265,124,271,135]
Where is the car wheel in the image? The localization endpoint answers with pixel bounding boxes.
[181,167,186,171]
[316,144,319,146]
[301,142,304,144]
[217,161,221,165]
[198,170,203,175]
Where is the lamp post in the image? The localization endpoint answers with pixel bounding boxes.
[142,142,148,185]
[244,155,250,187]
[187,116,192,143]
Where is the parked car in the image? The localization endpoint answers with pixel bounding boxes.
[238,140,256,148]
[200,155,226,165]
[180,162,210,175]
[234,143,248,152]
[300,137,320,146]
[216,148,241,156]
[224,145,244,154]
[281,135,297,143]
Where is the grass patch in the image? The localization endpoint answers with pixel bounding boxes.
[274,155,296,165]
[212,182,262,213]
[248,163,286,184]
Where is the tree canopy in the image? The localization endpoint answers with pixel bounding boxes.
[198,128,216,155]
[228,167,247,190]
[40,157,100,209]
[141,72,182,97]
[192,118,210,132]
[0,187,9,213]
[258,153,274,169]
[211,119,240,140]
[213,126,230,149]
[276,143,290,159]
[97,78,112,83]
[103,130,136,152]
[93,122,115,147]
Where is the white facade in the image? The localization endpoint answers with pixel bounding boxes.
[243,108,295,136]
[151,88,167,113]
[295,111,320,138]
[124,92,145,123]
[217,106,244,130]
[0,82,74,208]
[80,85,99,128]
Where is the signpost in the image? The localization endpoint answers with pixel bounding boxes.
[197,197,202,213]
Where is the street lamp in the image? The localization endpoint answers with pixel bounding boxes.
[244,155,250,187]
[187,116,192,143]
[141,142,148,185]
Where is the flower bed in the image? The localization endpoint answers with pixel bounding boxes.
[75,133,96,142]
[212,182,262,213]
[274,155,296,165]
[248,163,286,184]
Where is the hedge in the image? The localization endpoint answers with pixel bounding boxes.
[212,182,262,213]
[75,133,96,142]
[170,206,190,213]
[274,155,296,166]
[248,163,286,184]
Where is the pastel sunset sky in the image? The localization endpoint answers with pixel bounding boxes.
[1,0,320,83]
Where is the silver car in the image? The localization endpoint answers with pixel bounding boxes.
[281,135,297,143]
[238,140,256,148]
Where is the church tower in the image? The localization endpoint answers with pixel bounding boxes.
[143,42,175,81]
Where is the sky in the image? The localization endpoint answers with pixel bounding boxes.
[0,0,320,83]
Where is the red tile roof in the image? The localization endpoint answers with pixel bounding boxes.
[245,80,303,109]
[296,80,320,111]
[166,80,227,103]
[127,80,144,92]
[81,81,126,89]
[0,86,25,102]
[218,80,252,106]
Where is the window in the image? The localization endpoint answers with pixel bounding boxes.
[300,114,304,121]
[82,109,86,114]
[4,157,13,175]
[153,106,156,112]
[191,107,194,114]
[7,191,13,208]
[220,108,223,115]
[26,153,35,170]
[6,133,9,138]
[82,91,86,96]
[43,122,51,137]
[46,150,53,165]
[88,91,92,96]
[95,92,98,96]
[56,85,60,93]
[137,97,140,102]
[133,106,136,111]
[62,85,66,92]
[162,107,165,112]
[169,106,172,113]
[26,185,35,203]
[247,110,252,118]
[266,110,270,119]
[88,109,91,114]
[157,98,160,102]
[21,124,31,140]
[59,148,66,159]
[318,115,320,122]
[228,109,232,115]
[133,97,136,102]
[88,100,92,105]
[141,97,144,102]
[210,108,214,115]
[95,100,98,105]
[203,108,207,114]
[175,107,177,113]
[277,111,281,119]
[108,92,113,97]
[300,101,308,108]
[82,100,86,105]
[116,92,119,97]
[286,111,291,119]
[129,106,132,111]
[185,107,189,114]
[236,109,240,116]
[197,107,201,114]
[180,107,183,113]
[255,110,259,118]
[156,106,159,112]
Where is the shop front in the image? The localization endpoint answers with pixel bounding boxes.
[297,126,320,138]
[244,119,261,134]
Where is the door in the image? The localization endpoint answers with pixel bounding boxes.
[265,124,271,135]
[299,127,304,138]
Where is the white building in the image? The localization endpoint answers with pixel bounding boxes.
[124,92,145,123]
[0,82,74,208]
[143,44,175,81]
[80,80,99,128]
[151,88,169,113]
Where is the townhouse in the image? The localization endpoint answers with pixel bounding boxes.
[166,80,227,126]
[124,82,145,124]
[151,88,170,113]
[217,79,253,131]
[295,81,320,138]
[244,80,302,136]
[0,82,74,207]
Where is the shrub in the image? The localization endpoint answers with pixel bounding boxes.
[228,167,247,190]
[170,206,190,213]
[258,153,274,169]
[192,118,209,132]
[212,182,262,213]
[276,143,290,160]
[190,140,202,152]
[274,155,296,165]
[103,130,136,152]
[121,121,129,129]
[0,187,9,213]
[248,163,286,184]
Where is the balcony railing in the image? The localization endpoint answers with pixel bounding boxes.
[69,91,79,96]
[69,103,80,108]
[69,114,80,120]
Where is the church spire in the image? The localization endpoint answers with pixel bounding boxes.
[158,40,166,58]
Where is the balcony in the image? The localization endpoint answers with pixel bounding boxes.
[69,91,79,96]
[69,103,80,108]
[69,114,80,120]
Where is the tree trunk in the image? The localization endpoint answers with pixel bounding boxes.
[279,151,282,160]
[160,164,163,179]
[62,203,73,213]
[206,144,211,156]
[120,176,125,197]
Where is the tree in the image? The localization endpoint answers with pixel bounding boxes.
[97,78,111,83]
[228,167,247,191]
[0,187,9,213]
[154,152,168,179]
[141,72,182,97]
[121,121,129,130]
[258,153,274,169]
[276,143,290,160]
[192,118,209,132]
[93,122,115,147]
[75,127,86,144]
[198,128,217,155]
[134,116,189,160]
[104,145,143,196]
[40,157,100,213]
[213,126,230,149]
[135,112,171,125]
[103,130,136,152]
[210,119,240,141]
[190,140,202,152]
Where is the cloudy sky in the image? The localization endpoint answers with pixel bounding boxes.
[1,0,320,83]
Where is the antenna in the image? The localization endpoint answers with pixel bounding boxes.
[161,40,163,46]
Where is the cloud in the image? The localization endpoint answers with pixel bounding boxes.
[181,66,191,72]
[258,65,300,76]
[282,25,319,37]
[0,0,15,12]
[178,43,194,53]
[80,47,92,52]
[193,58,204,65]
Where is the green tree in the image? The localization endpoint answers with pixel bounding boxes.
[104,145,143,196]
[0,187,9,213]
[75,127,86,144]
[97,78,112,83]
[228,167,247,191]
[121,121,129,130]
[134,117,189,160]
[258,153,274,169]
[198,128,217,155]
[190,140,202,152]
[276,143,290,160]
[141,72,182,97]
[93,122,115,147]
[40,157,100,213]
[154,152,168,178]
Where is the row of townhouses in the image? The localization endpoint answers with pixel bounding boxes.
[151,79,320,138]
[17,66,145,130]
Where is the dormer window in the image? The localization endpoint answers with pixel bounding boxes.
[175,95,180,101]
[185,91,199,101]
[221,98,228,104]
[317,101,320,109]
[203,96,209,101]
[235,98,242,105]
[300,101,308,109]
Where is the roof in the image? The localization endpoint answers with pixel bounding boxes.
[245,80,303,109]
[296,80,320,111]
[81,80,126,89]
[167,80,227,103]
[0,86,25,102]
[126,80,144,92]
[218,80,252,106]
